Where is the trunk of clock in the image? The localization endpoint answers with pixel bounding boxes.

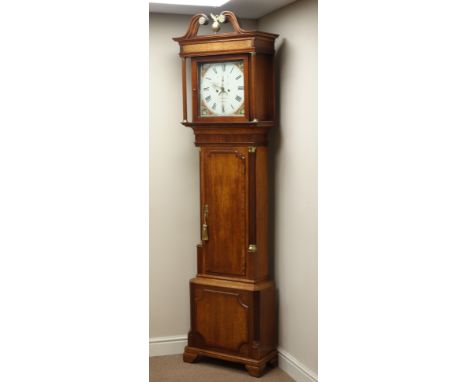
[197,145,269,281]
[201,147,248,277]
[198,146,268,282]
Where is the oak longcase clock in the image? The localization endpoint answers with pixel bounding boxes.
[173,12,278,378]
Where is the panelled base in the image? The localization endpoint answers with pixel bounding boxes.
[184,277,277,377]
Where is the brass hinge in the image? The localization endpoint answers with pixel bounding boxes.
[248,244,257,252]
[248,146,257,153]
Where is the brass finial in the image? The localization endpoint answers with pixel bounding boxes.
[198,12,227,33]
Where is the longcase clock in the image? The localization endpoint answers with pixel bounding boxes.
[173,12,278,378]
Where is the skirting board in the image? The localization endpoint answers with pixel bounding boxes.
[277,347,317,382]
[149,335,188,357]
[149,336,317,382]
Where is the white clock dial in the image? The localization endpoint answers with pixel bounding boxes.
[199,61,245,117]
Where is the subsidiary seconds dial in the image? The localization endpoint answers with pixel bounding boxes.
[199,61,245,117]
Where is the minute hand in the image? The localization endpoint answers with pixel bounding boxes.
[211,82,226,93]
[221,75,226,93]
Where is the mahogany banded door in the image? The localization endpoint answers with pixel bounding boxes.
[200,147,249,279]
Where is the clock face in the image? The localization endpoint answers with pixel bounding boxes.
[199,61,245,117]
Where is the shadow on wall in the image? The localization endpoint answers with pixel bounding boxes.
[268,38,287,342]
[268,38,286,281]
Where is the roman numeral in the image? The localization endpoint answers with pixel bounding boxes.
[231,104,235,109]
[205,95,212,102]
[203,87,210,91]
[212,102,217,110]
[223,64,226,72]
[206,77,212,80]
[222,105,225,113]
[238,86,244,90]
[213,67,218,74]
[235,95,242,102]
[235,75,242,80]
[230,66,234,73]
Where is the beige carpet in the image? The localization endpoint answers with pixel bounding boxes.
[150,354,295,382]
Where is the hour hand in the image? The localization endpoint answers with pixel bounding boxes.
[211,82,227,94]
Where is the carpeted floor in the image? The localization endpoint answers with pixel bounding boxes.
[150,354,295,382]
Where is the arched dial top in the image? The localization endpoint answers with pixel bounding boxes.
[199,61,245,117]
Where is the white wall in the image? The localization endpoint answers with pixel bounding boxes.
[149,13,200,339]
[149,13,258,340]
[258,0,318,377]
[149,3,317,378]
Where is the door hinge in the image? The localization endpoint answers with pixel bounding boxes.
[248,244,257,252]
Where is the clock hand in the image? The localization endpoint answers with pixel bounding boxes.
[211,82,226,95]
[210,79,227,94]
[214,75,227,95]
